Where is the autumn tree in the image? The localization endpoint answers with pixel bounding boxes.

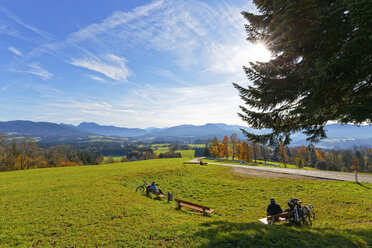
[310,145,318,167]
[251,142,261,164]
[220,136,230,159]
[234,0,372,145]
[277,141,288,167]
[260,144,269,164]
[229,133,240,160]
[209,136,221,158]
[239,142,252,163]
[296,146,310,168]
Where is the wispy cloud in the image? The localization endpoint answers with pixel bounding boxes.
[66,0,164,44]
[8,60,53,80]
[47,99,137,124]
[0,5,51,40]
[89,75,106,83]
[150,67,189,85]
[115,82,244,127]
[69,54,130,82]
[24,0,254,79]
[27,63,53,80]
[39,80,244,128]
[8,46,22,56]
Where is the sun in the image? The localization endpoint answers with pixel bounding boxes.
[248,42,272,62]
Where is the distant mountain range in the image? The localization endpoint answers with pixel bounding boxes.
[74,122,149,137]
[0,120,371,148]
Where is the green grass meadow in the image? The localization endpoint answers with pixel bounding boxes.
[0,159,371,247]
[175,150,195,158]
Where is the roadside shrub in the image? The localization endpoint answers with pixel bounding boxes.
[315,160,327,170]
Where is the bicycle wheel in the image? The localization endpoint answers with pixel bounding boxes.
[136,186,145,193]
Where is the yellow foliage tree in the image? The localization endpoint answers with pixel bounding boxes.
[209,136,221,158]
[220,136,230,159]
[239,142,251,162]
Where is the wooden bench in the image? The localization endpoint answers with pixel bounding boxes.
[175,198,214,216]
[265,212,289,225]
[146,186,165,199]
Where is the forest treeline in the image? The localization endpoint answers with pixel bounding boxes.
[2,132,371,173]
[0,134,104,172]
[0,134,181,172]
[200,134,372,173]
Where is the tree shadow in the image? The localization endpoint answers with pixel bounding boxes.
[193,221,371,248]
[357,182,371,189]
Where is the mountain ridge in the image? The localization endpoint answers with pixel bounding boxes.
[0,120,371,148]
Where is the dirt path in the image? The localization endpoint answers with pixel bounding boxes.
[231,167,325,180]
[207,162,372,183]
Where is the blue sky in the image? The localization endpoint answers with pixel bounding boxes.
[0,0,271,128]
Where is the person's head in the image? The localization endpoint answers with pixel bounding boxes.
[151,181,156,185]
[270,197,275,203]
[291,197,298,203]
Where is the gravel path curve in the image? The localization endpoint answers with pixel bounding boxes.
[203,161,372,183]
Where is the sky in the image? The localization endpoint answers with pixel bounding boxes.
[0,0,271,128]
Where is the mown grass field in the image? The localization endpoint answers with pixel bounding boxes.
[103,156,123,162]
[175,150,195,158]
[151,144,195,158]
[0,159,371,247]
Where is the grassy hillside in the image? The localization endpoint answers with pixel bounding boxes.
[0,159,371,247]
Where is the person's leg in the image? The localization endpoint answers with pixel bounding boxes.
[267,216,271,224]
[158,189,163,194]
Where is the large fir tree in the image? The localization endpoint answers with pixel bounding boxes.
[234,0,372,145]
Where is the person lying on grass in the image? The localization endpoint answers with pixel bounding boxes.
[150,181,164,195]
[266,198,288,223]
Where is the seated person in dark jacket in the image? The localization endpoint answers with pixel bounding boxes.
[267,198,283,216]
[266,198,288,224]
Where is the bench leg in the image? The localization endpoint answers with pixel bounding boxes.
[202,206,206,216]
[176,200,181,210]
[167,192,173,203]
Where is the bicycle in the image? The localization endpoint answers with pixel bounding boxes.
[136,180,148,193]
[288,202,315,226]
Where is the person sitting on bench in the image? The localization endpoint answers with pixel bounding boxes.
[150,181,164,195]
[267,197,283,216]
[267,198,287,224]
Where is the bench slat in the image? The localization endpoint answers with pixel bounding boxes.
[175,199,214,214]
[179,202,214,214]
[175,199,211,210]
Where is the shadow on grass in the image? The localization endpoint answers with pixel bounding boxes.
[357,182,371,189]
[194,221,371,248]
